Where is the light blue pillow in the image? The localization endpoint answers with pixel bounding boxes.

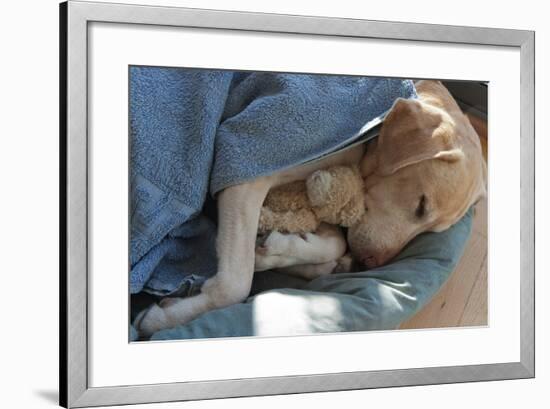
[151,207,473,340]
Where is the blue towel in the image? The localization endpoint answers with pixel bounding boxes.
[130,67,417,295]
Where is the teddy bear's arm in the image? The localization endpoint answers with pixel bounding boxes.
[339,193,366,227]
[263,181,309,212]
[258,207,320,235]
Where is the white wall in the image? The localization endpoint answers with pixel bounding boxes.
[0,0,547,408]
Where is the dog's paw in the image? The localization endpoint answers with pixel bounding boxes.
[255,232,294,271]
[256,231,290,256]
[254,253,276,271]
[306,170,334,206]
[255,231,314,271]
[255,253,296,272]
[133,303,173,339]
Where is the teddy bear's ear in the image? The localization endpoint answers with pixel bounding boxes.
[375,98,464,176]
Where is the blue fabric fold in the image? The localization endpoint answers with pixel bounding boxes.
[151,207,474,340]
[129,67,417,295]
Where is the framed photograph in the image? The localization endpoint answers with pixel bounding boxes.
[60,1,534,407]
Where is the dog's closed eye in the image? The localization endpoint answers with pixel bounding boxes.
[415,194,427,219]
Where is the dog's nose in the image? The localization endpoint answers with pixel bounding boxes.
[361,255,379,269]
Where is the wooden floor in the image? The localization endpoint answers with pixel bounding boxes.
[400,197,488,329]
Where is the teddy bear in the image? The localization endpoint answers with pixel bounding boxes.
[258,164,366,235]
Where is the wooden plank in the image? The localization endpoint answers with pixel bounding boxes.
[459,256,488,326]
[400,230,487,329]
[472,197,488,238]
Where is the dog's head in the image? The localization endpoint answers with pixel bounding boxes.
[348,81,486,268]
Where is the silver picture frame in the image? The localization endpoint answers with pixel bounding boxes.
[60,1,535,407]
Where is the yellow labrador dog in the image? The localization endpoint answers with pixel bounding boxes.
[135,80,486,337]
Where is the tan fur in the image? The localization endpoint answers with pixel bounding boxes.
[348,80,486,267]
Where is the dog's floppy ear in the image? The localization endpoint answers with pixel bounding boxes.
[376,98,464,176]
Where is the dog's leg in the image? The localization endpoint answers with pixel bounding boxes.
[275,252,356,279]
[135,179,272,337]
[254,224,347,272]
